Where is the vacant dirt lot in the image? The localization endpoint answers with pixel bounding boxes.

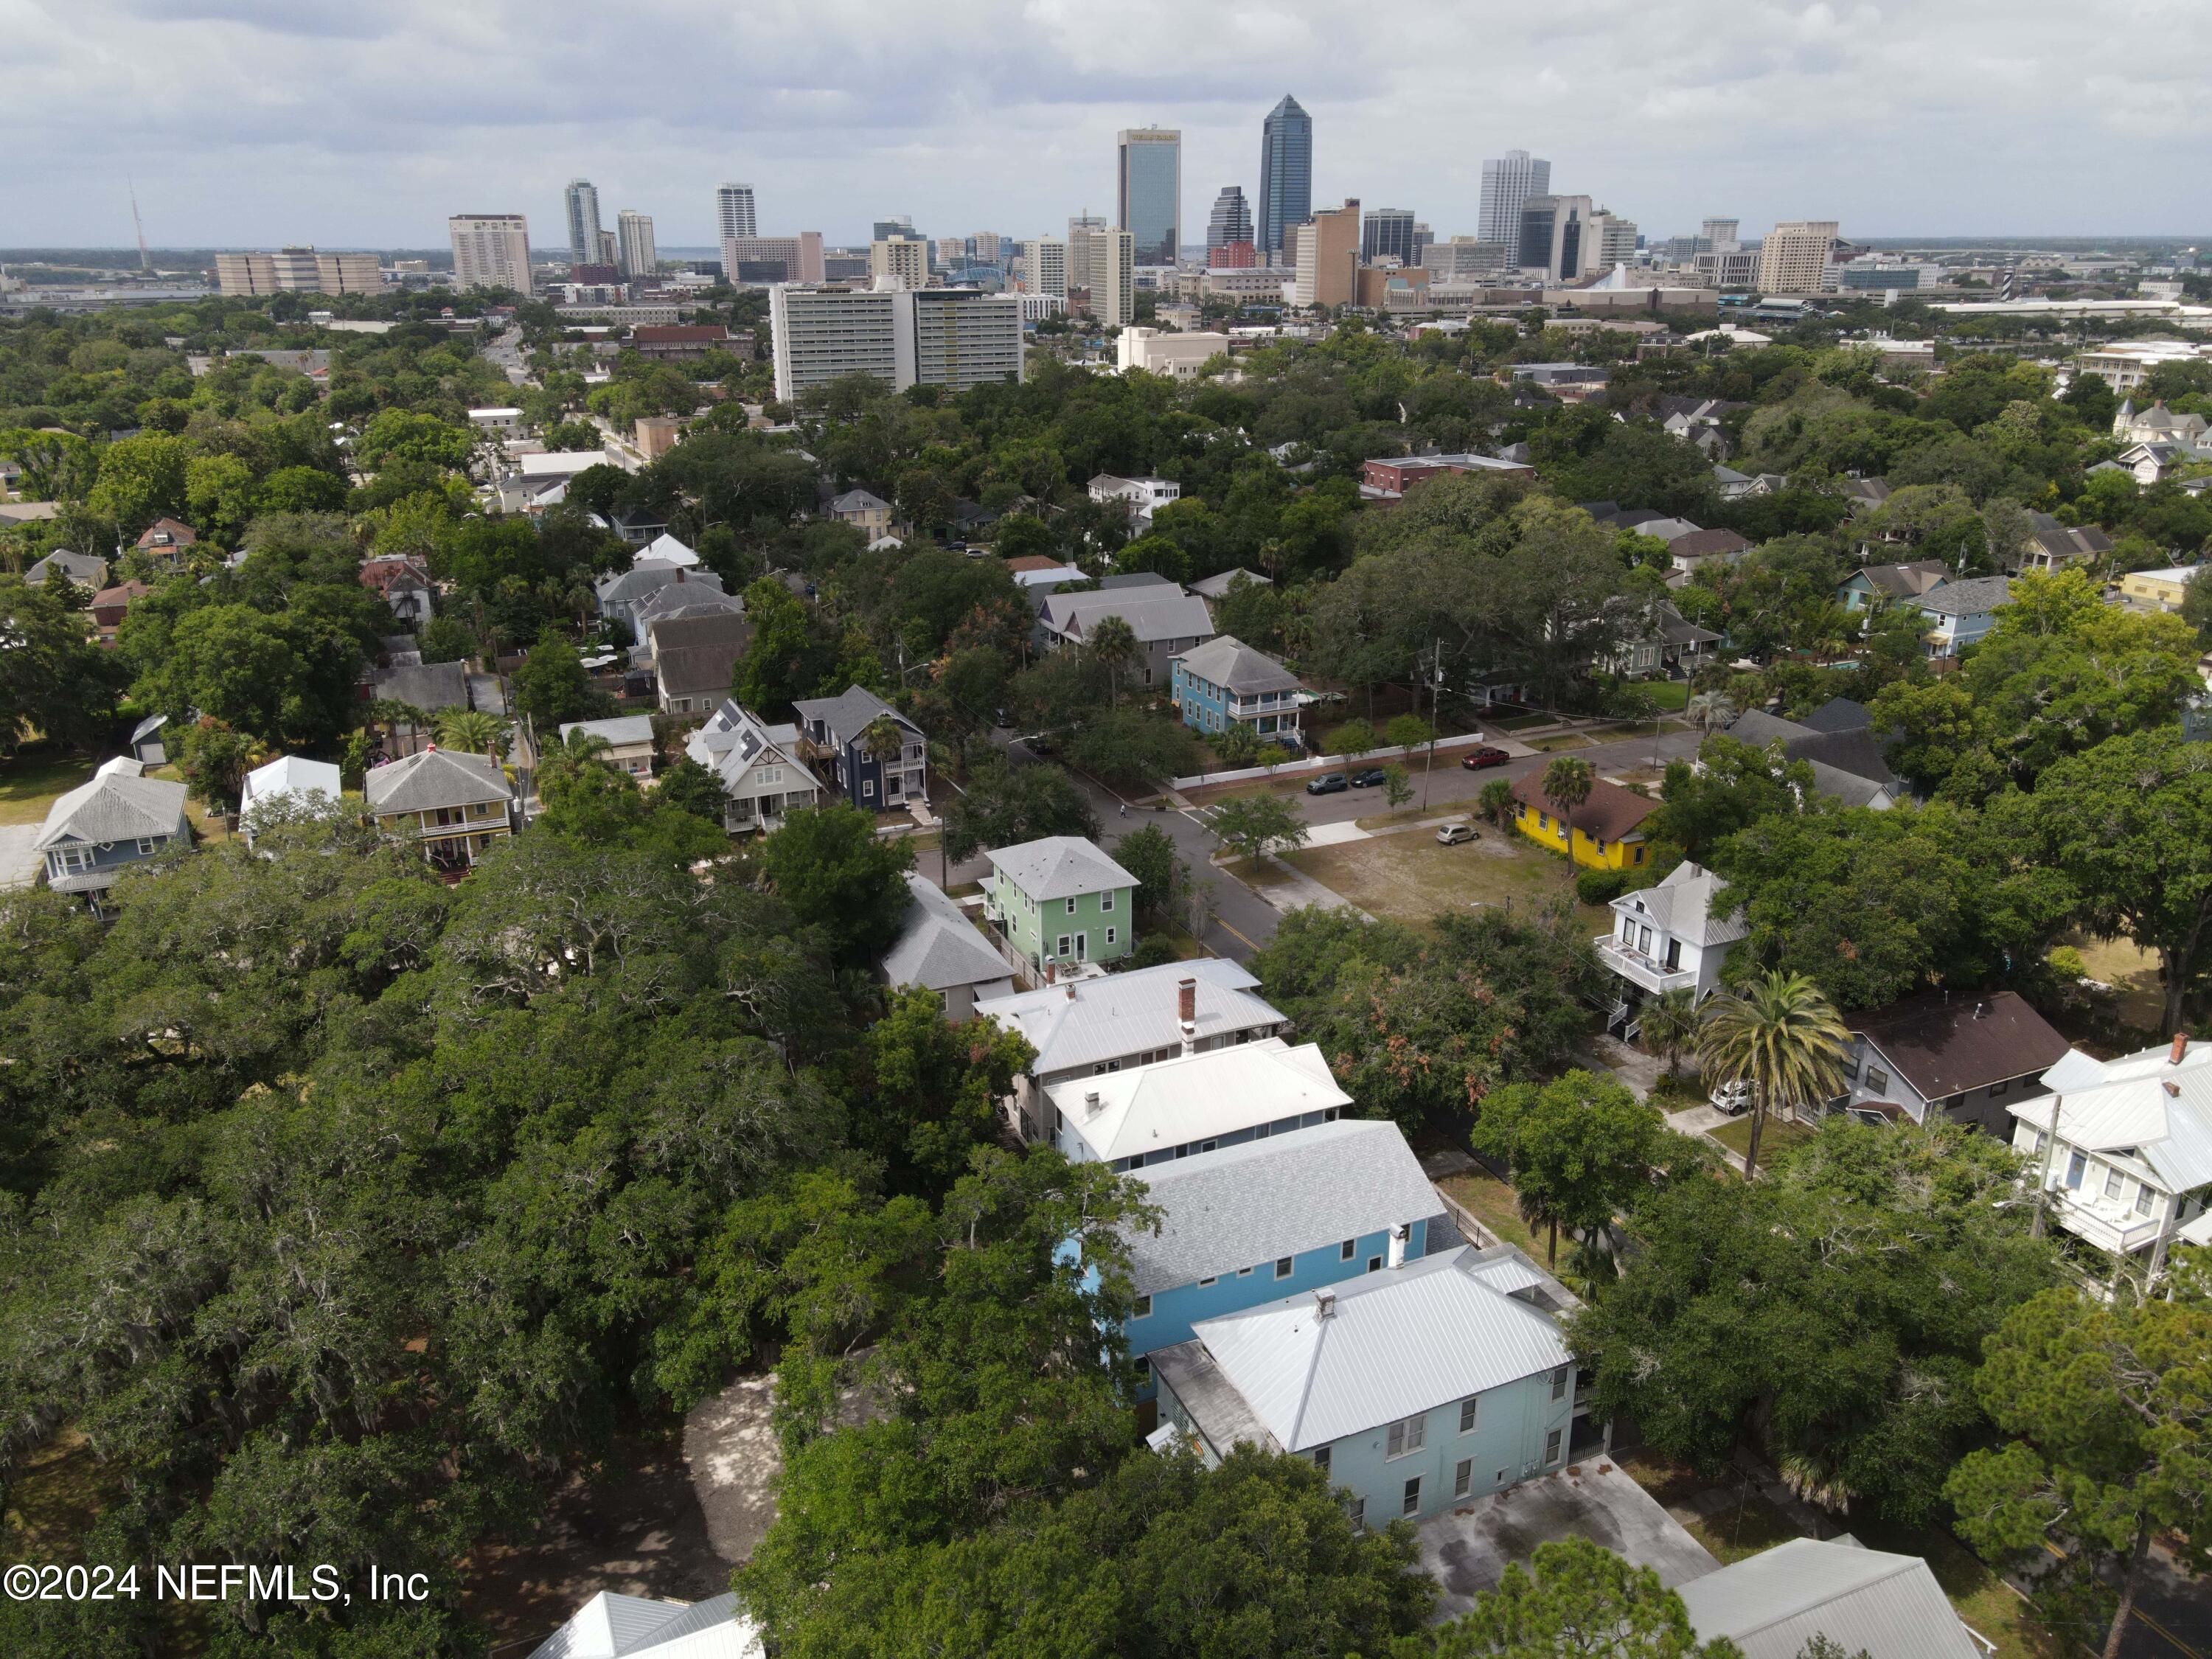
[1281,828,1614,935]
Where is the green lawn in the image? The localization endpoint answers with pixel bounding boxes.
[0,744,93,827]
[1437,1169,1545,1260]
[1643,680,1691,711]
[1706,1113,1817,1166]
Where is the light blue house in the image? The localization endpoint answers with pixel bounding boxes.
[34,759,190,911]
[1119,1119,1441,1402]
[1043,1036,1350,1170]
[1151,1244,1598,1527]
[1912,574,2011,659]
[1169,634,1307,745]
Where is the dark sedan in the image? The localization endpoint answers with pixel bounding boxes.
[1349,767,1390,787]
[1459,745,1511,771]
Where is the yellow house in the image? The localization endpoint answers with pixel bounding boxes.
[2118,564,2203,613]
[1509,771,1655,871]
[362,746,516,876]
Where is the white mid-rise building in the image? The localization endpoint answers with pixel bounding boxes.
[716,183,758,241]
[616,210,657,279]
[448,214,532,293]
[1071,226,1135,324]
[1756,220,1841,295]
[1028,237,1068,297]
[1118,326,1231,380]
[215,248,383,297]
[769,285,1025,401]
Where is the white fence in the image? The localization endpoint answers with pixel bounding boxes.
[1169,731,1496,792]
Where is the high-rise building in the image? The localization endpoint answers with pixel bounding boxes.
[1588,212,1638,273]
[1116,128,1181,265]
[871,237,928,291]
[1068,226,1134,324]
[1256,94,1312,265]
[597,229,618,268]
[1757,220,1840,294]
[1421,238,1512,280]
[448,214,532,293]
[970,232,1003,265]
[1360,207,1417,266]
[717,184,759,242]
[616,211,657,279]
[1028,237,1068,298]
[770,285,1025,400]
[1700,218,1740,251]
[934,237,968,268]
[1207,186,1254,252]
[215,248,384,297]
[1478,150,1551,247]
[872,216,916,243]
[1293,199,1360,309]
[564,180,602,267]
[1517,195,1595,282]
[1065,215,1107,295]
[722,233,826,285]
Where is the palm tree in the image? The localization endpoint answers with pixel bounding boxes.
[1640,987,1702,1080]
[535,728,611,799]
[1696,970,1851,1179]
[433,708,512,761]
[1686,690,1738,736]
[1086,614,1140,708]
[1540,755,1594,882]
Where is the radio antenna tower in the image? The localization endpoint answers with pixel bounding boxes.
[128,177,152,273]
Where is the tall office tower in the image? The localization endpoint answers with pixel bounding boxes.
[1206,186,1254,251]
[1256,94,1312,265]
[1478,150,1551,247]
[872,216,916,243]
[1028,237,1067,296]
[870,236,928,290]
[970,232,1002,265]
[1412,222,1433,265]
[1068,226,1133,323]
[770,285,1025,400]
[448,214,532,292]
[1360,206,1417,266]
[1421,237,1512,280]
[564,180,602,267]
[717,184,759,241]
[1293,199,1360,308]
[597,229,618,267]
[1116,128,1181,265]
[1757,220,1841,293]
[616,211,657,279]
[1516,195,1594,281]
[934,237,968,268]
[1065,214,1107,294]
[1700,218,1740,250]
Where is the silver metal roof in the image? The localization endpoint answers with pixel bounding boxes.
[1189,1244,1574,1452]
[560,715,657,748]
[2015,1039,2212,1192]
[1123,1119,1439,1295]
[1611,861,1747,948]
[976,957,1282,1077]
[1046,1038,1349,1164]
[1677,1539,1983,1659]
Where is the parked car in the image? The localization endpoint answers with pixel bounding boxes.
[1460,745,1510,771]
[1710,1079,1753,1115]
[1304,773,1349,796]
[1436,824,1479,846]
[1349,767,1389,787]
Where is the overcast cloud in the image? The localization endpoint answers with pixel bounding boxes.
[7,0,2210,251]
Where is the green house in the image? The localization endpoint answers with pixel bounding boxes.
[985,835,1139,973]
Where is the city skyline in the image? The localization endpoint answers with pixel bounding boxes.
[10,1,2212,248]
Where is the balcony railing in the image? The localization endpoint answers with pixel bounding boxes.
[2047,1186,2166,1256]
[1594,936,1694,994]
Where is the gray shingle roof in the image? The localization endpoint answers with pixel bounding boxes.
[24,549,108,587]
[1123,1119,1439,1295]
[650,612,753,699]
[1172,635,1304,696]
[880,874,1011,992]
[1040,587,1216,645]
[369,660,471,714]
[791,685,916,744]
[987,835,1138,901]
[363,747,512,814]
[831,488,891,514]
[35,771,189,850]
[1677,1539,1983,1659]
[1914,574,2012,618]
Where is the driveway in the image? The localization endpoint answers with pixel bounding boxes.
[0,824,44,890]
[1415,1459,1718,1622]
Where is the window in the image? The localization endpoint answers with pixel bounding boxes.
[1057,934,1071,958]
[2104,1165,2125,1201]
[1100,891,1114,912]
[1275,1256,1294,1279]
[1131,1296,1151,1318]
[1458,1397,1478,1433]
[1066,897,1077,915]
[2133,1182,2158,1217]
[1346,1496,1364,1531]
[2065,1150,2087,1189]
[1402,1477,1422,1517]
[1237,1265,1252,1277]
[135,837,159,855]
[1196,1276,1217,1288]
[1340,1239,1356,1261]
[1105,927,1117,945]
[1865,1067,1890,1095]
[863,779,875,799]
[1385,1414,1426,1459]
[1368,1256,1382,1273]
[1312,1446,1331,1475]
[1454,1458,1473,1498]
[1133,1356,1150,1377]
[1989,1079,2008,1098]
[1545,1428,1563,1464]
[1551,1366,1570,1402]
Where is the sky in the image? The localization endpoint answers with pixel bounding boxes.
[8,0,2211,252]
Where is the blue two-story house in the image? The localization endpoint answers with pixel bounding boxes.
[1169,634,1306,746]
[35,759,192,913]
[790,685,928,813]
[1119,1119,1441,1403]
[1152,1242,1598,1527]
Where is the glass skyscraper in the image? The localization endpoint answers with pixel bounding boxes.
[1478,150,1551,248]
[1116,128,1181,265]
[564,178,602,267]
[1256,95,1312,265]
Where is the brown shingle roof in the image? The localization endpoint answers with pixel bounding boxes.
[1509,771,1656,844]
[1668,527,1752,560]
[1850,990,2069,1099]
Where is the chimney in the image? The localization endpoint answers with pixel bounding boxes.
[1388,1222,1408,1269]
[1065,983,1077,1001]
[1178,976,1197,1023]
[1312,1287,1335,1321]
[675,566,686,582]
[1084,1091,1103,1118]
[2171,1031,2191,1065]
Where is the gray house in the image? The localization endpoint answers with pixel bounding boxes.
[880,872,1015,1020]
[24,549,108,588]
[35,759,191,908]
[1678,1539,1986,1659]
[1837,989,2070,1133]
[595,561,728,640]
[1035,584,1217,689]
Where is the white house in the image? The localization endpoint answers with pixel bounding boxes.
[1594,863,1745,1034]
[240,755,343,842]
[525,1590,762,1659]
[1087,473,1183,524]
[559,714,658,780]
[683,699,823,834]
[2008,1034,2212,1286]
[1043,1037,1349,1170]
